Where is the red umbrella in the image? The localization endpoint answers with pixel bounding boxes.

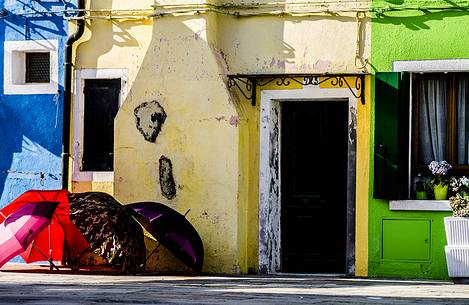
[0,190,89,269]
[0,201,58,268]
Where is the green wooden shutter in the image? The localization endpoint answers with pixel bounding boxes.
[374,72,410,199]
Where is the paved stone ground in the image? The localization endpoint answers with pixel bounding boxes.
[1,268,469,304]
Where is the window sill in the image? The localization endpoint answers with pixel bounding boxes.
[72,171,114,182]
[389,200,451,211]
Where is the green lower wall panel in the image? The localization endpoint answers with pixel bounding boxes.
[382,219,431,261]
[368,202,451,279]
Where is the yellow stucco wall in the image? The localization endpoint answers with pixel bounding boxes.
[71,0,371,274]
[355,76,370,276]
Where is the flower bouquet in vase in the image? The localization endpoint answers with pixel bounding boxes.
[428,160,452,200]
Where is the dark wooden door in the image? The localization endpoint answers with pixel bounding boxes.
[281,101,348,273]
[82,79,121,172]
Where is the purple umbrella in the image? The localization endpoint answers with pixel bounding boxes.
[0,201,58,268]
[127,202,204,272]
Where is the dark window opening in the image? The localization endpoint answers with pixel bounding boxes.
[82,79,121,172]
[25,52,50,83]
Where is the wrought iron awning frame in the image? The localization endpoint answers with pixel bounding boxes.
[227,74,366,106]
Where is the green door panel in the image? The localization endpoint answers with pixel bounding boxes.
[382,219,431,261]
[374,72,410,199]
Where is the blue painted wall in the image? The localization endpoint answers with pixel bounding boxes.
[0,1,76,262]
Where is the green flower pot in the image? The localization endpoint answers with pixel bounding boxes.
[434,184,449,200]
[416,191,428,200]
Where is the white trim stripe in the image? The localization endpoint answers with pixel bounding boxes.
[393,59,469,72]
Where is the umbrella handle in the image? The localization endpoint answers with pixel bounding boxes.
[30,243,59,271]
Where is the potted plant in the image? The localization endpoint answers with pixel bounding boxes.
[414,173,431,199]
[415,181,428,199]
[428,160,452,200]
[445,180,469,278]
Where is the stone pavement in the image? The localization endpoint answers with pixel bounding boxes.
[1,267,469,304]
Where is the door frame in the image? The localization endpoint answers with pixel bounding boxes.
[72,69,128,183]
[258,84,357,274]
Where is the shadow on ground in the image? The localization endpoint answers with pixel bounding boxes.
[0,273,467,304]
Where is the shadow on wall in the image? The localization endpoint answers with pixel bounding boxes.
[75,0,140,69]
[373,7,469,30]
[0,104,22,204]
[0,0,72,206]
[3,0,67,39]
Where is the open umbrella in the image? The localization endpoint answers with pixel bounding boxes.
[127,202,204,272]
[0,190,89,269]
[0,201,58,268]
[68,192,146,274]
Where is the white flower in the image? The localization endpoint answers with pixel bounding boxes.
[428,160,452,176]
[451,176,469,194]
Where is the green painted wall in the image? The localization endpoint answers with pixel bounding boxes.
[371,2,469,71]
[368,4,469,279]
[369,82,450,278]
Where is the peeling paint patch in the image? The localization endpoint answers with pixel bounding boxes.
[134,101,167,143]
[200,210,220,224]
[269,57,276,67]
[215,49,230,73]
[259,101,282,273]
[276,60,285,69]
[229,116,240,127]
[313,59,332,72]
[159,155,176,200]
[349,107,357,145]
[198,115,239,127]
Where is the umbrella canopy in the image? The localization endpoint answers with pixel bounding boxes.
[0,190,89,268]
[68,192,146,274]
[0,201,58,268]
[127,202,204,272]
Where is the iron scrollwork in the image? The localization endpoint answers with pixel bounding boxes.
[227,75,365,106]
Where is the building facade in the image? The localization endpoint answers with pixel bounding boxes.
[4,0,466,279]
[368,0,469,279]
[70,0,372,275]
[0,2,74,213]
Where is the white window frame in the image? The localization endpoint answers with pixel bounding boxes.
[72,69,128,182]
[3,39,58,95]
[393,59,469,73]
[393,59,469,205]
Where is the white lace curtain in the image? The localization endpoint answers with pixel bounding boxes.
[419,78,469,165]
[419,79,447,165]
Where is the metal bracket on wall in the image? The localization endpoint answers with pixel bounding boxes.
[227,74,366,106]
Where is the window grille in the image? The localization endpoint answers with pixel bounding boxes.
[25,52,50,83]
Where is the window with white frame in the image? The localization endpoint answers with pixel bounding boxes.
[3,39,58,95]
[374,66,469,200]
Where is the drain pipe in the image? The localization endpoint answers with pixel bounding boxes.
[62,0,85,190]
